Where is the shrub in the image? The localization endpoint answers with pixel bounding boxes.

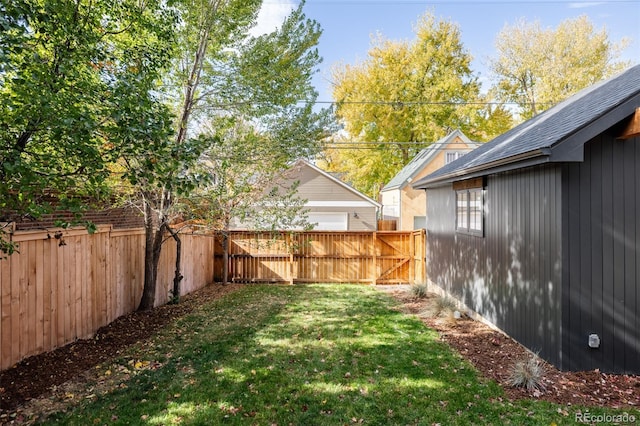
[435,295,457,315]
[408,283,429,299]
[509,353,546,391]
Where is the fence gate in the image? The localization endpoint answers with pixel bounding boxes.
[217,230,425,285]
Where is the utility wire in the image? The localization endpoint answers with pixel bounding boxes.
[312,100,533,106]
[265,0,637,4]
[321,140,485,150]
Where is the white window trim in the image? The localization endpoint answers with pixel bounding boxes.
[455,187,484,237]
[445,151,465,164]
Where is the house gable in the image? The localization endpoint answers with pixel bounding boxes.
[380,130,479,229]
[276,160,381,231]
[382,129,479,191]
[289,160,381,207]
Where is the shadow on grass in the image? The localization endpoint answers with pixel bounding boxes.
[48,285,556,425]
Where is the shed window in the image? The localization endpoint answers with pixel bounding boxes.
[455,184,484,236]
[456,190,468,229]
[469,189,482,232]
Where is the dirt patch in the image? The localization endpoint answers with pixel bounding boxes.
[378,286,640,409]
[0,283,242,424]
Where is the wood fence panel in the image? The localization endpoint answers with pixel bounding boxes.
[219,230,425,285]
[0,226,215,371]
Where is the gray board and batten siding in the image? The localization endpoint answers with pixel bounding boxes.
[425,165,564,368]
[414,64,640,374]
[563,132,640,373]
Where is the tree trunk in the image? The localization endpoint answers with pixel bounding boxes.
[222,232,229,285]
[138,201,165,311]
[166,225,183,304]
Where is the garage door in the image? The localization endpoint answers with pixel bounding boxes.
[308,212,348,230]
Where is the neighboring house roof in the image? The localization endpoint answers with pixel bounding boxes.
[413,64,640,189]
[290,159,382,208]
[382,129,480,191]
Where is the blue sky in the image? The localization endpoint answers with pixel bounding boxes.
[256,0,640,102]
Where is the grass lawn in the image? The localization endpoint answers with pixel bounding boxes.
[47,285,638,425]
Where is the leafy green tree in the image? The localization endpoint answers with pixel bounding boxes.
[0,0,177,256]
[132,0,331,308]
[489,15,631,119]
[327,12,508,198]
[183,119,313,284]
[184,2,332,285]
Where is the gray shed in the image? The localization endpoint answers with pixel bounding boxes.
[413,65,640,374]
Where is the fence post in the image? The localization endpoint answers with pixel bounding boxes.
[285,232,294,285]
[421,229,427,284]
[409,231,415,285]
[371,232,377,285]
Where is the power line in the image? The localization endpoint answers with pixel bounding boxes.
[265,0,637,4]
[321,140,484,149]
[310,100,552,108]
[312,100,520,105]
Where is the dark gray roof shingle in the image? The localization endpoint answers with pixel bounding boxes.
[413,64,640,188]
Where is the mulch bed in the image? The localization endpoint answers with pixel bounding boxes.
[379,287,640,409]
[0,284,242,423]
[1,284,638,424]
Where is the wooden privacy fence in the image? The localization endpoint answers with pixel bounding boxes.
[218,230,426,285]
[0,225,215,371]
[1,227,425,371]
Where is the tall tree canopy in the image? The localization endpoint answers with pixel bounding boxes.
[0,0,177,255]
[130,0,331,309]
[1,0,331,309]
[326,12,510,198]
[489,15,631,119]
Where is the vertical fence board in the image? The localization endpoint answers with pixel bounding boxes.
[65,239,74,342]
[43,237,54,353]
[74,237,84,341]
[82,236,91,338]
[35,239,44,354]
[1,248,12,369]
[55,238,65,351]
[22,243,32,358]
[10,252,21,368]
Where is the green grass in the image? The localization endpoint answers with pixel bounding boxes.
[46,285,638,425]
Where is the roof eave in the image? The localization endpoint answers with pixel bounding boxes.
[412,148,552,189]
[549,92,640,162]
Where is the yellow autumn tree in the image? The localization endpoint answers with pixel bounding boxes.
[324,12,511,198]
[490,15,631,120]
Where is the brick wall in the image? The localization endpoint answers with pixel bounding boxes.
[8,206,144,231]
